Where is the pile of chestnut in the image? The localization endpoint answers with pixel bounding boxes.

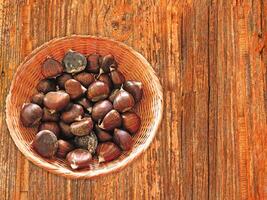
[20,50,143,170]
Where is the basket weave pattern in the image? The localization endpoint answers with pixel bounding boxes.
[5,35,163,179]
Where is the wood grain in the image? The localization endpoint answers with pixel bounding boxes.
[0,0,266,199]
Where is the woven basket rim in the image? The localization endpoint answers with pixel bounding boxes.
[5,35,163,179]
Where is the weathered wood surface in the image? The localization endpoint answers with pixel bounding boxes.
[0,0,266,199]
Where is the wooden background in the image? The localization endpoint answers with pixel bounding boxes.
[0,0,266,199]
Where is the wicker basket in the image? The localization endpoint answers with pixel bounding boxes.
[5,35,163,179]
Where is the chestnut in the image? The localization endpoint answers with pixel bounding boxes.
[121,112,141,134]
[110,70,125,88]
[87,81,110,102]
[20,103,43,127]
[123,81,143,103]
[95,125,112,142]
[74,132,98,153]
[87,53,101,73]
[101,54,117,73]
[56,73,72,89]
[70,118,94,136]
[74,72,94,87]
[37,79,57,93]
[66,149,92,170]
[99,109,122,131]
[42,107,60,122]
[62,50,87,74]
[41,57,63,78]
[113,90,135,113]
[61,104,84,124]
[76,97,92,113]
[32,130,58,158]
[59,121,74,139]
[91,100,113,122]
[65,79,86,99]
[113,128,133,151]
[38,122,60,138]
[31,92,45,106]
[43,91,70,112]
[98,74,113,89]
[108,89,120,102]
[96,142,121,163]
[56,140,74,158]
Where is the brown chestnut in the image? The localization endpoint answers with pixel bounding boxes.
[121,112,141,134]
[63,50,87,74]
[42,107,60,122]
[109,89,120,102]
[56,73,73,89]
[76,97,92,113]
[98,74,113,89]
[101,54,118,73]
[43,91,70,112]
[70,118,94,136]
[99,109,122,131]
[110,70,125,88]
[95,126,112,142]
[37,79,57,93]
[66,149,92,170]
[56,140,74,158]
[60,104,84,124]
[91,100,113,122]
[74,72,94,87]
[31,92,45,106]
[113,128,133,151]
[87,81,110,102]
[123,81,143,103]
[86,53,101,73]
[32,130,58,158]
[59,121,74,139]
[41,57,63,78]
[113,90,135,113]
[96,142,121,163]
[65,79,86,99]
[20,103,43,127]
[74,132,98,153]
[38,122,60,138]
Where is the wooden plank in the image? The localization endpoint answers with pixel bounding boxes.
[0,0,266,199]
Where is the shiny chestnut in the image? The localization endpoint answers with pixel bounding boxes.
[110,70,125,88]
[65,79,86,99]
[32,130,58,158]
[121,112,141,134]
[66,149,92,170]
[91,100,113,122]
[31,93,45,106]
[56,140,74,158]
[38,122,60,138]
[70,117,94,136]
[20,103,43,127]
[74,72,94,87]
[123,81,143,103]
[99,109,122,131]
[37,79,57,93]
[87,81,110,102]
[113,89,135,113]
[43,91,70,112]
[113,128,133,151]
[96,142,121,163]
[61,104,84,124]
[56,73,72,89]
[41,57,63,78]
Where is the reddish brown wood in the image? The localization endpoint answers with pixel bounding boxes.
[0,0,266,199]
